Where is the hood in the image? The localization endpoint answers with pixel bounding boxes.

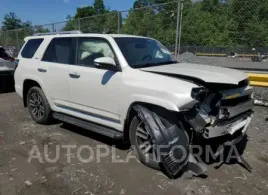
[140,63,248,85]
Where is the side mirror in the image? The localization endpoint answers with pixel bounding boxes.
[94,57,117,71]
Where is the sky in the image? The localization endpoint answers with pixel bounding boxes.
[0,0,134,26]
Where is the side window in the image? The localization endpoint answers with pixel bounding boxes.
[42,38,74,64]
[76,38,115,66]
[21,39,43,58]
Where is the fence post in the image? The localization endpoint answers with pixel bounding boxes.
[78,18,81,31]
[175,0,182,57]
[16,30,20,55]
[117,12,121,34]
[52,23,55,32]
[178,1,184,54]
[4,31,7,47]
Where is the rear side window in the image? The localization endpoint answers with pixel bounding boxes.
[21,39,43,58]
[42,38,74,64]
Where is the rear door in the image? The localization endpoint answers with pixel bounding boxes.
[39,37,75,108]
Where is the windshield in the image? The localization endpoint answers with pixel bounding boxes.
[114,37,177,68]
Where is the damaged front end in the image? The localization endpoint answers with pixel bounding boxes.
[183,81,254,172]
[185,82,253,141]
[134,81,253,178]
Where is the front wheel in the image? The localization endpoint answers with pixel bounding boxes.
[27,87,53,124]
[129,116,160,170]
[129,109,179,170]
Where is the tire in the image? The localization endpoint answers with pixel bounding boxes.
[27,86,53,124]
[129,108,179,170]
[129,116,160,170]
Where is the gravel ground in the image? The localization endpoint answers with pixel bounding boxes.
[0,92,268,195]
[253,87,268,103]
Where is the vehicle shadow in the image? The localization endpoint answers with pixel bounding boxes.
[194,134,249,171]
[58,121,250,179]
[59,122,129,150]
[0,75,15,94]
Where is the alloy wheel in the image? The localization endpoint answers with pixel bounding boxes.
[135,122,157,162]
[29,93,44,119]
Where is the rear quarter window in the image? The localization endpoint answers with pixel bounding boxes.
[21,38,44,59]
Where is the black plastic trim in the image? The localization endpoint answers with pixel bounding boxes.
[52,112,123,140]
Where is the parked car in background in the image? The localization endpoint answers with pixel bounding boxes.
[0,46,15,62]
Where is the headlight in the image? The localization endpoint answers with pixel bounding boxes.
[191,87,209,102]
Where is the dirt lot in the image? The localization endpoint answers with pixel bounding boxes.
[0,92,268,195]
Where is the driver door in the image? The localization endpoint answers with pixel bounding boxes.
[68,37,122,128]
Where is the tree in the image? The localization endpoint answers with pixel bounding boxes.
[63,0,118,33]
[230,0,268,47]
[1,13,36,48]
[61,0,268,50]
[94,0,105,14]
[34,26,50,33]
[2,12,23,31]
[74,6,95,18]
[202,0,220,12]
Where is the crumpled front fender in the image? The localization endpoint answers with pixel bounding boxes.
[134,105,189,178]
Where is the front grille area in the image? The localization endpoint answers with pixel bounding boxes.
[220,94,251,107]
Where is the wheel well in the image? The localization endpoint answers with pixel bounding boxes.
[23,80,41,107]
[123,102,177,144]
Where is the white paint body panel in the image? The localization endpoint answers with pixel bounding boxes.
[141,63,248,85]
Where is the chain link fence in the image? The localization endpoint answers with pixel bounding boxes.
[1,0,268,59]
[180,0,268,57]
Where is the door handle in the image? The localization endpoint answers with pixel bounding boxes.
[38,68,47,73]
[69,73,80,79]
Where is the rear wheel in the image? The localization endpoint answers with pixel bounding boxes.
[27,87,53,124]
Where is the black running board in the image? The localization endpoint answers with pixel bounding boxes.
[52,112,123,140]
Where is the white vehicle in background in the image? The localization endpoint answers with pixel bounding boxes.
[14,31,253,178]
[228,52,239,59]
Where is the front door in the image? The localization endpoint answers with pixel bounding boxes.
[68,37,122,128]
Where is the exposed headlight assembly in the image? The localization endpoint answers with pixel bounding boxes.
[191,87,209,102]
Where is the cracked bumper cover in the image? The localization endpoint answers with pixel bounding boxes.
[186,96,254,140]
[203,111,253,139]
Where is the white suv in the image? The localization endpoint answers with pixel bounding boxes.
[15,31,253,178]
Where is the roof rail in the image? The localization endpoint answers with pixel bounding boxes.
[33,30,82,36]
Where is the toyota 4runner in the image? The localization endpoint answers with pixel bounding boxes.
[14,31,254,178]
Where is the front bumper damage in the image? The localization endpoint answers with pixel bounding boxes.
[204,111,252,139]
[185,91,254,139]
[184,88,254,173]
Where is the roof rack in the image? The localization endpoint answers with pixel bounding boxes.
[33,30,82,36]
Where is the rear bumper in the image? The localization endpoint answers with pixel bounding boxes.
[203,111,253,139]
